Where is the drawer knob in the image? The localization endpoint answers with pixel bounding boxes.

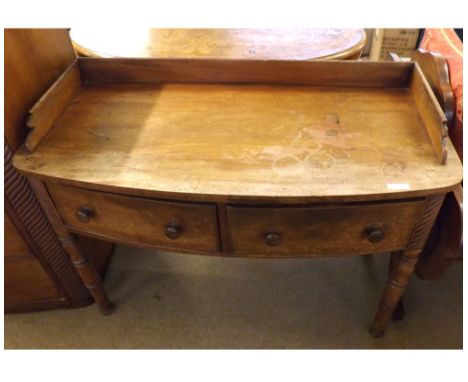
[76,206,95,223]
[165,221,183,240]
[265,231,281,246]
[366,225,385,243]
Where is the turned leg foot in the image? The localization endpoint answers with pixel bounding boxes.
[369,324,385,338]
[370,299,404,337]
[370,250,419,337]
[99,302,116,315]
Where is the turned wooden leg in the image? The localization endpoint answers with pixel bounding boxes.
[389,251,405,321]
[28,178,115,315]
[60,235,115,315]
[370,250,418,337]
[369,194,445,338]
[392,298,405,321]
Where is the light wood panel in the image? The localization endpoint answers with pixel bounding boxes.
[4,213,63,304]
[70,28,366,60]
[79,58,413,88]
[412,49,455,127]
[26,61,81,152]
[4,213,31,257]
[410,63,448,164]
[14,82,462,202]
[5,256,64,304]
[4,29,77,151]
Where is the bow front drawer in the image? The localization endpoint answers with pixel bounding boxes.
[46,183,219,254]
[227,201,426,256]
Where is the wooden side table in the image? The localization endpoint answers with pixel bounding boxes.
[13,57,462,337]
[70,28,366,60]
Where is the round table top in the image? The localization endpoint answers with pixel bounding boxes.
[70,28,366,60]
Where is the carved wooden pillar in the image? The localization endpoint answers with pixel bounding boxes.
[370,194,445,337]
[27,177,115,315]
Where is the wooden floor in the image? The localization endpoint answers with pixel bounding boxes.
[4,246,462,349]
[15,83,462,201]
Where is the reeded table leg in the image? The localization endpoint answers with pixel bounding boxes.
[369,194,445,338]
[28,178,115,315]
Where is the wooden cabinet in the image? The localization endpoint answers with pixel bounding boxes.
[4,213,63,306]
[4,29,114,313]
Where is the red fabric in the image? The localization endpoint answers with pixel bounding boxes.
[420,29,463,161]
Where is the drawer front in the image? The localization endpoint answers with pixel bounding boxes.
[47,183,219,253]
[227,201,426,256]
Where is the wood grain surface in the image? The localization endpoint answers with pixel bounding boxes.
[70,28,366,60]
[410,63,448,164]
[4,211,63,305]
[4,29,78,151]
[369,194,445,337]
[415,185,463,279]
[14,81,462,202]
[4,255,63,304]
[412,49,455,127]
[10,41,460,331]
[25,61,81,152]
[4,29,115,313]
[5,141,91,304]
[79,58,413,87]
[27,178,116,315]
[227,200,426,256]
[4,213,32,257]
[47,182,219,254]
